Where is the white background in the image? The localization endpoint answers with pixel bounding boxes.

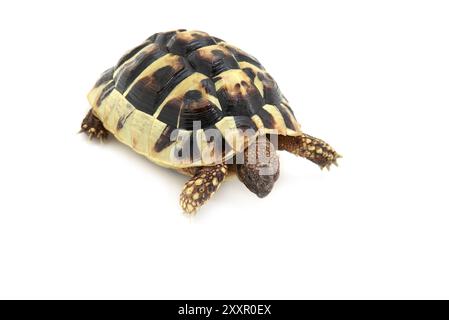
[0,0,448,299]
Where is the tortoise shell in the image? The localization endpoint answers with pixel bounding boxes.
[87,30,302,169]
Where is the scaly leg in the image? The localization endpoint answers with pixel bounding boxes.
[80,109,108,141]
[180,164,228,214]
[279,133,340,169]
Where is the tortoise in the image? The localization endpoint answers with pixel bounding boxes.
[81,29,340,214]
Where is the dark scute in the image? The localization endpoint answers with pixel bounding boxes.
[96,81,114,106]
[242,68,256,81]
[257,72,282,106]
[124,66,174,115]
[154,126,177,153]
[184,90,202,102]
[212,37,224,43]
[153,65,178,80]
[282,100,295,114]
[278,104,297,130]
[200,78,217,96]
[179,106,223,130]
[256,72,266,81]
[211,49,225,59]
[94,67,114,88]
[115,45,167,93]
[179,97,223,130]
[153,31,178,48]
[177,89,223,130]
[188,48,240,77]
[257,108,276,129]
[157,98,183,128]
[152,64,194,107]
[224,45,264,69]
[232,116,257,131]
[146,33,158,42]
[115,41,152,70]
[167,33,217,56]
[216,85,264,117]
[146,30,186,43]
[125,62,194,115]
[263,87,282,106]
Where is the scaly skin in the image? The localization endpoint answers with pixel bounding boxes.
[278,133,341,169]
[237,139,280,198]
[80,109,108,141]
[180,164,228,214]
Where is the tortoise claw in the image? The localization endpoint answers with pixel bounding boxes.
[80,109,108,142]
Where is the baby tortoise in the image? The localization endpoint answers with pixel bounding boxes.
[82,30,340,214]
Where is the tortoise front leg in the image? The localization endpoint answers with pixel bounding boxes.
[80,109,108,141]
[279,133,341,169]
[180,164,228,214]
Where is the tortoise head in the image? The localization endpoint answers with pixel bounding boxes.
[236,137,280,198]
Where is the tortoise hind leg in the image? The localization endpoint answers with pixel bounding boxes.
[278,133,341,169]
[180,164,228,214]
[80,109,108,141]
